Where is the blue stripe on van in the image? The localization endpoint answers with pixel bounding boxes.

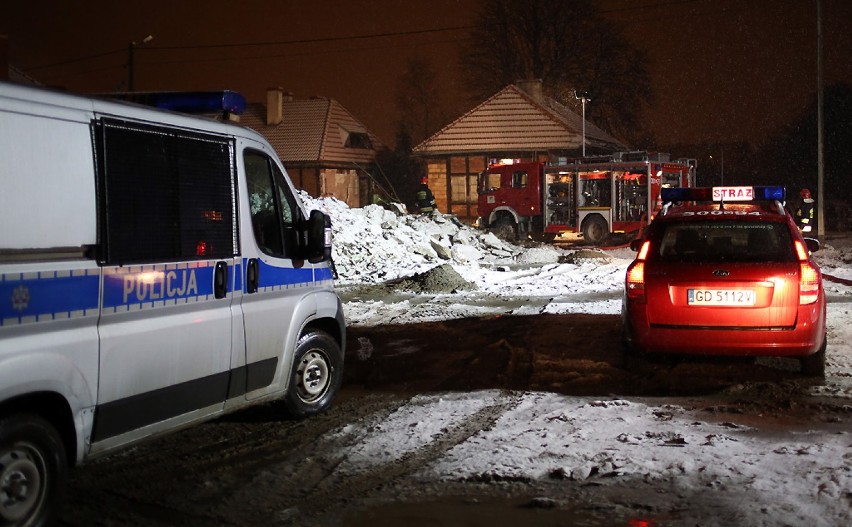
[233,260,243,293]
[255,259,314,289]
[315,266,334,282]
[0,272,100,325]
[102,263,217,310]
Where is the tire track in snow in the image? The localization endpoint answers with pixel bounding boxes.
[280,390,524,525]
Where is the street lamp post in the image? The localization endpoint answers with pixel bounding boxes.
[127,35,153,91]
[574,90,591,157]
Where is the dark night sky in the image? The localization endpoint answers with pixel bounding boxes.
[3,0,851,148]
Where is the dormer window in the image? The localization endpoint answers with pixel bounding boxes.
[345,132,372,149]
[339,124,372,150]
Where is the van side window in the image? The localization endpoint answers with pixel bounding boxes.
[245,150,299,258]
[95,119,237,264]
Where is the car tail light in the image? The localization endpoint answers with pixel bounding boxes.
[626,241,650,302]
[793,240,820,305]
[799,262,820,305]
[794,240,809,261]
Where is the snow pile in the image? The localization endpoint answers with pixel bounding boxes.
[306,194,527,284]
[305,194,632,325]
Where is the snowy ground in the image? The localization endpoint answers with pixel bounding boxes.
[305,195,852,526]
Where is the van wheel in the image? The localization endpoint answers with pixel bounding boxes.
[0,415,67,527]
[282,331,343,418]
[800,336,827,378]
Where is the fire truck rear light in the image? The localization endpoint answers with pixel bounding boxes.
[799,263,820,305]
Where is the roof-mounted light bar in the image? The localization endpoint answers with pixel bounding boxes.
[661,186,785,204]
[104,90,247,115]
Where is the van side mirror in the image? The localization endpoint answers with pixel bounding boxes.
[629,239,644,252]
[305,209,332,263]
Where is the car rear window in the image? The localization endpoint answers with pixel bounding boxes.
[655,221,795,263]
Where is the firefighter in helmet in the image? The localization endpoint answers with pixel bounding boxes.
[795,188,815,234]
[416,176,437,215]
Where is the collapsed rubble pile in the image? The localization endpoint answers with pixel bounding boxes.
[303,193,558,284]
[392,263,476,293]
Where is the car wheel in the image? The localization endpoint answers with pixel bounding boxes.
[0,414,67,527]
[621,332,646,371]
[800,336,827,378]
[282,331,343,418]
[582,216,608,244]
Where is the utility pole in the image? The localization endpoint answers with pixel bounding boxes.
[817,0,825,241]
[127,35,153,91]
[574,91,591,157]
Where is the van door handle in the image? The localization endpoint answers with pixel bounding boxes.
[246,258,259,294]
[214,261,228,299]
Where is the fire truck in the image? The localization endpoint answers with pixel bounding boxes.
[478,151,696,243]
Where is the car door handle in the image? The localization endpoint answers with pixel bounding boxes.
[214,261,228,299]
[246,258,259,294]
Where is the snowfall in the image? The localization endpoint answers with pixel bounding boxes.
[306,194,852,527]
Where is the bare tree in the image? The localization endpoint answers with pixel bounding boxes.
[394,57,446,147]
[463,0,654,145]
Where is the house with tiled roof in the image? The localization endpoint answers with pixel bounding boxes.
[413,80,628,220]
[240,87,383,208]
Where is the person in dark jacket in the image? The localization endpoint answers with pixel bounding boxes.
[795,188,815,234]
[416,177,437,215]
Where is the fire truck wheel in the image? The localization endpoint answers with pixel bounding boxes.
[493,217,517,241]
[582,216,608,244]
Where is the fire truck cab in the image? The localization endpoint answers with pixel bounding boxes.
[478,152,695,243]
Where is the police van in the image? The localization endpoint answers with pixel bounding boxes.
[0,81,346,525]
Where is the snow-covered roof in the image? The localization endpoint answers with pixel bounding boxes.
[413,83,628,155]
[240,96,383,166]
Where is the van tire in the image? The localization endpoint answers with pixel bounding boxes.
[0,414,67,527]
[282,331,343,418]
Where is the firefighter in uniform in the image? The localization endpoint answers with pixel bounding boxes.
[416,176,437,215]
[795,188,815,234]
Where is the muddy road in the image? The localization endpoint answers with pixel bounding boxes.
[59,314,849,526]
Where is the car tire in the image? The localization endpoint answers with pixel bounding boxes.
[0,414,67,527]
[800,336,827,378]
[582,215,608,244]
[281,330,343,419]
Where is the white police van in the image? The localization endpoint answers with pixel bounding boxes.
[0,81,346,526]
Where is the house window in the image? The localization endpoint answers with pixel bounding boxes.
[345,132,372,149]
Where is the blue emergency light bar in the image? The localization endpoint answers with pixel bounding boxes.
[148,91,246,114]
[105,91,246,115]
[661,186,785,203]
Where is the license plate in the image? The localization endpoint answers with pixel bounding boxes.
[687,289,755,306]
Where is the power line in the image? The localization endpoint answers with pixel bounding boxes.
[146,26,474,51]
[25,48,124,72]
[23,25,473,74]
[23,2,705,76]
[600,0,705,14]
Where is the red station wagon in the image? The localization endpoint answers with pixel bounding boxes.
[622,186,826,376]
